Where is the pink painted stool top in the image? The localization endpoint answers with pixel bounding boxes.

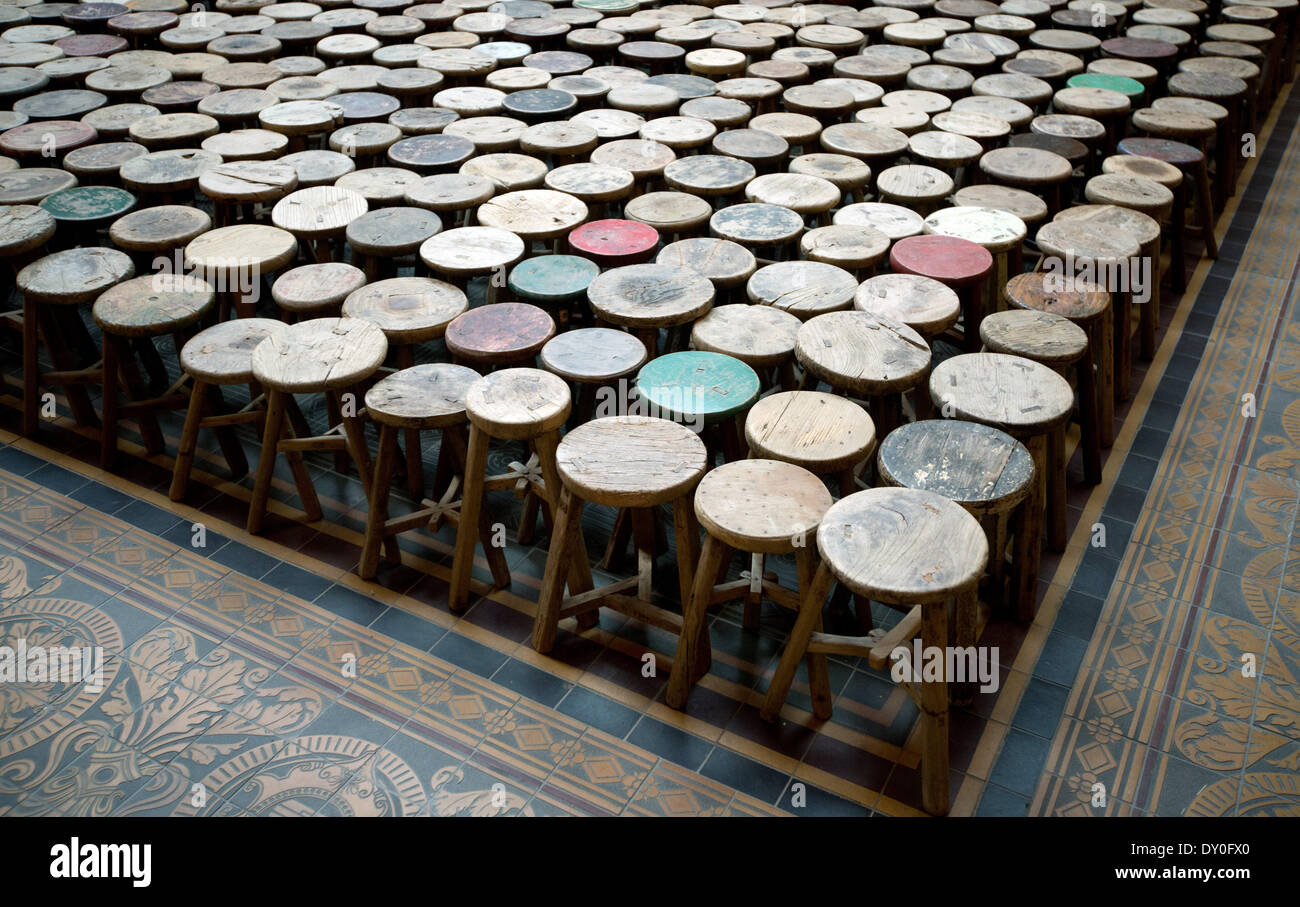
[568,218,660,266]
[890,234,993,286]
[445,301,557,364]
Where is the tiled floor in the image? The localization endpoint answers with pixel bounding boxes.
[3,85,1300,817]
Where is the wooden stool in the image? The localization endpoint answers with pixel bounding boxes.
[796,310,932,434]
[543,162,634,217]
[890,233,994,353]
[403,173,495,228]
[531,414,706,654]
[1035,218,1140,402]
[419,225,526,305]
[667,457,835,708]
[198,160,297,226]
[270,262,366,322]
[37,185,136,248]
[663,153,756,208]
[1051,85,1130,153]
[246,316,388,533]
[507,253,600,327]
[980,308,1100,487]
[539,326,647,425]
[183,223,298,319]
[789,151,873,203]
[95,271,216,469]
[586,262,714,359]
[690,303,801,390]
[344,206,442,280]
[444,301,555,371]
[271,184,368,263]
[761,486,988,815]
[357,363,488,579]
[168,317,290,501]
[978,145,1074,217]
[1057,201,1164,360]
[854,273,962,342]
[656,236,757,305]
[62,142,147,187]
[1100,150,1186,288]
[833,201,925,243]
[709,201,805,261]
[18,246,134,436]
[1117,135,1214,280]
[798,224,889,278]
[1167,70,1246,205]
[878,419,1035,614]
[746,259,858,322]
[745,388,877,503]
[452,367,572,611]
[930,352,1073,617]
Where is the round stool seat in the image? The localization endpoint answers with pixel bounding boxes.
[540,327,647,383]
[979,309,1088,364]
[635,350,760,424]
[420,226,525,276]
[623,191,711,235]
[799,224,890,271]
[1130,106,1215,140]
[923,205,1027,253]
[364,362,479,430]
[1030,114,1106,145]
[271,185,367,239]
[568,218,659,266]
[788,152,872,195]
[639,115,716,152]
[744,172,841,215]
[908,130,984,168]
[1117,136,1202,166]
[877,420,1034,515]
[745,389,876,474]
[710,202,804,247]
[18,246,134,304]
[556,415,707,508]
[588,262,715,329]
[695,458,834,554]
[271,262,367,316]
[106,205,208,255]
[876,164,955,207]
[445,301,556,364]
[657,237,756,290]
[60,142,145,182]
[820,487,987,601]
[200,128,287,161]
[854,273,961,337]
[345,206,442,258]
[747,260,858,319]
[1036,218,1140,263]
[1052,86,1131,118]
[92,271,213,336]
[833,201,924,240]
[891,233,993,285]
[543,163,634,203]
[690,303,801,367]
[1067,72,1144,99]
[930,351,1073,434]
[180,317,289,384]
[404,173,495,214]
[1003,271,1109,321]
[979,145,1073,185]
[251,316,387,392]
[465,366,571,440]
[459,152,550,191]
[0,204,56,257]
[1150,95,1228,123]
[509,254,599,307]
[1100,153,1183,187]
[342,276,467,344]
[0,120,98,158]
[0,169,78,206]
[663,153,756,197]
[950,184,1049,225]
[748,112,822,147]
[334,168,422,207]
[797,311,930,395]
[1083,172,1173,218]
[184,223,298,281]
[199,159,297,203]
[819,121,909,162]
[38,185,134,226]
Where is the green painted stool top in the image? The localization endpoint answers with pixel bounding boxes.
[1067,73,1145,98]
[508,254,600,303]
[39,185,135,223]
[635,350,760,425]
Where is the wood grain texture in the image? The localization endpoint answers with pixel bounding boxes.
[363,362,479,429]
[747,260,858,319]
[695,458,833,554]
[979,309,1088,364]
[854,273,961,337]
[796,311,931,394]
[929,352,1074,433]
[342,276,467,343]
[92,272,214,336]
[690,303,801,366]
[877,419,1034,515]
[745,389,876,474]
[587,262,714,327]
[555,414,707,508]
[464,366,571,440]
[250,316,388,392]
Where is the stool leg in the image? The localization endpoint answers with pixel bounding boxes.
[666,533,725,710]
[1014,434,1046,620]
[99,333,121,471]
[1114,290,1131,403]
[1095,314,1114,448]
[951,586,979,707]
[21,296,40,436]
[169,379,208,501]
[248,389,287,535]
[797,545,832,720]
[919,597,951,816]
[1078,351,1102,486]
[532,486,585,653]
[1197,161,1219,259]
[450,424,490,612]
[359,423,400,580]
[1046,425,1067,553]
[760,561,835,722]
[334,388,373,490]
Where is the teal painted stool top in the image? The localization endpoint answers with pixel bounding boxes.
[508,254,600,304]
[39,185,135,223]
[1067,73,1145,98]
[635,350,760,425]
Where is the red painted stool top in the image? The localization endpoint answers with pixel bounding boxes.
[1118,137,1203,167]
[445,301,557,364]
[568,218,660,266]
[890,234,993,286]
